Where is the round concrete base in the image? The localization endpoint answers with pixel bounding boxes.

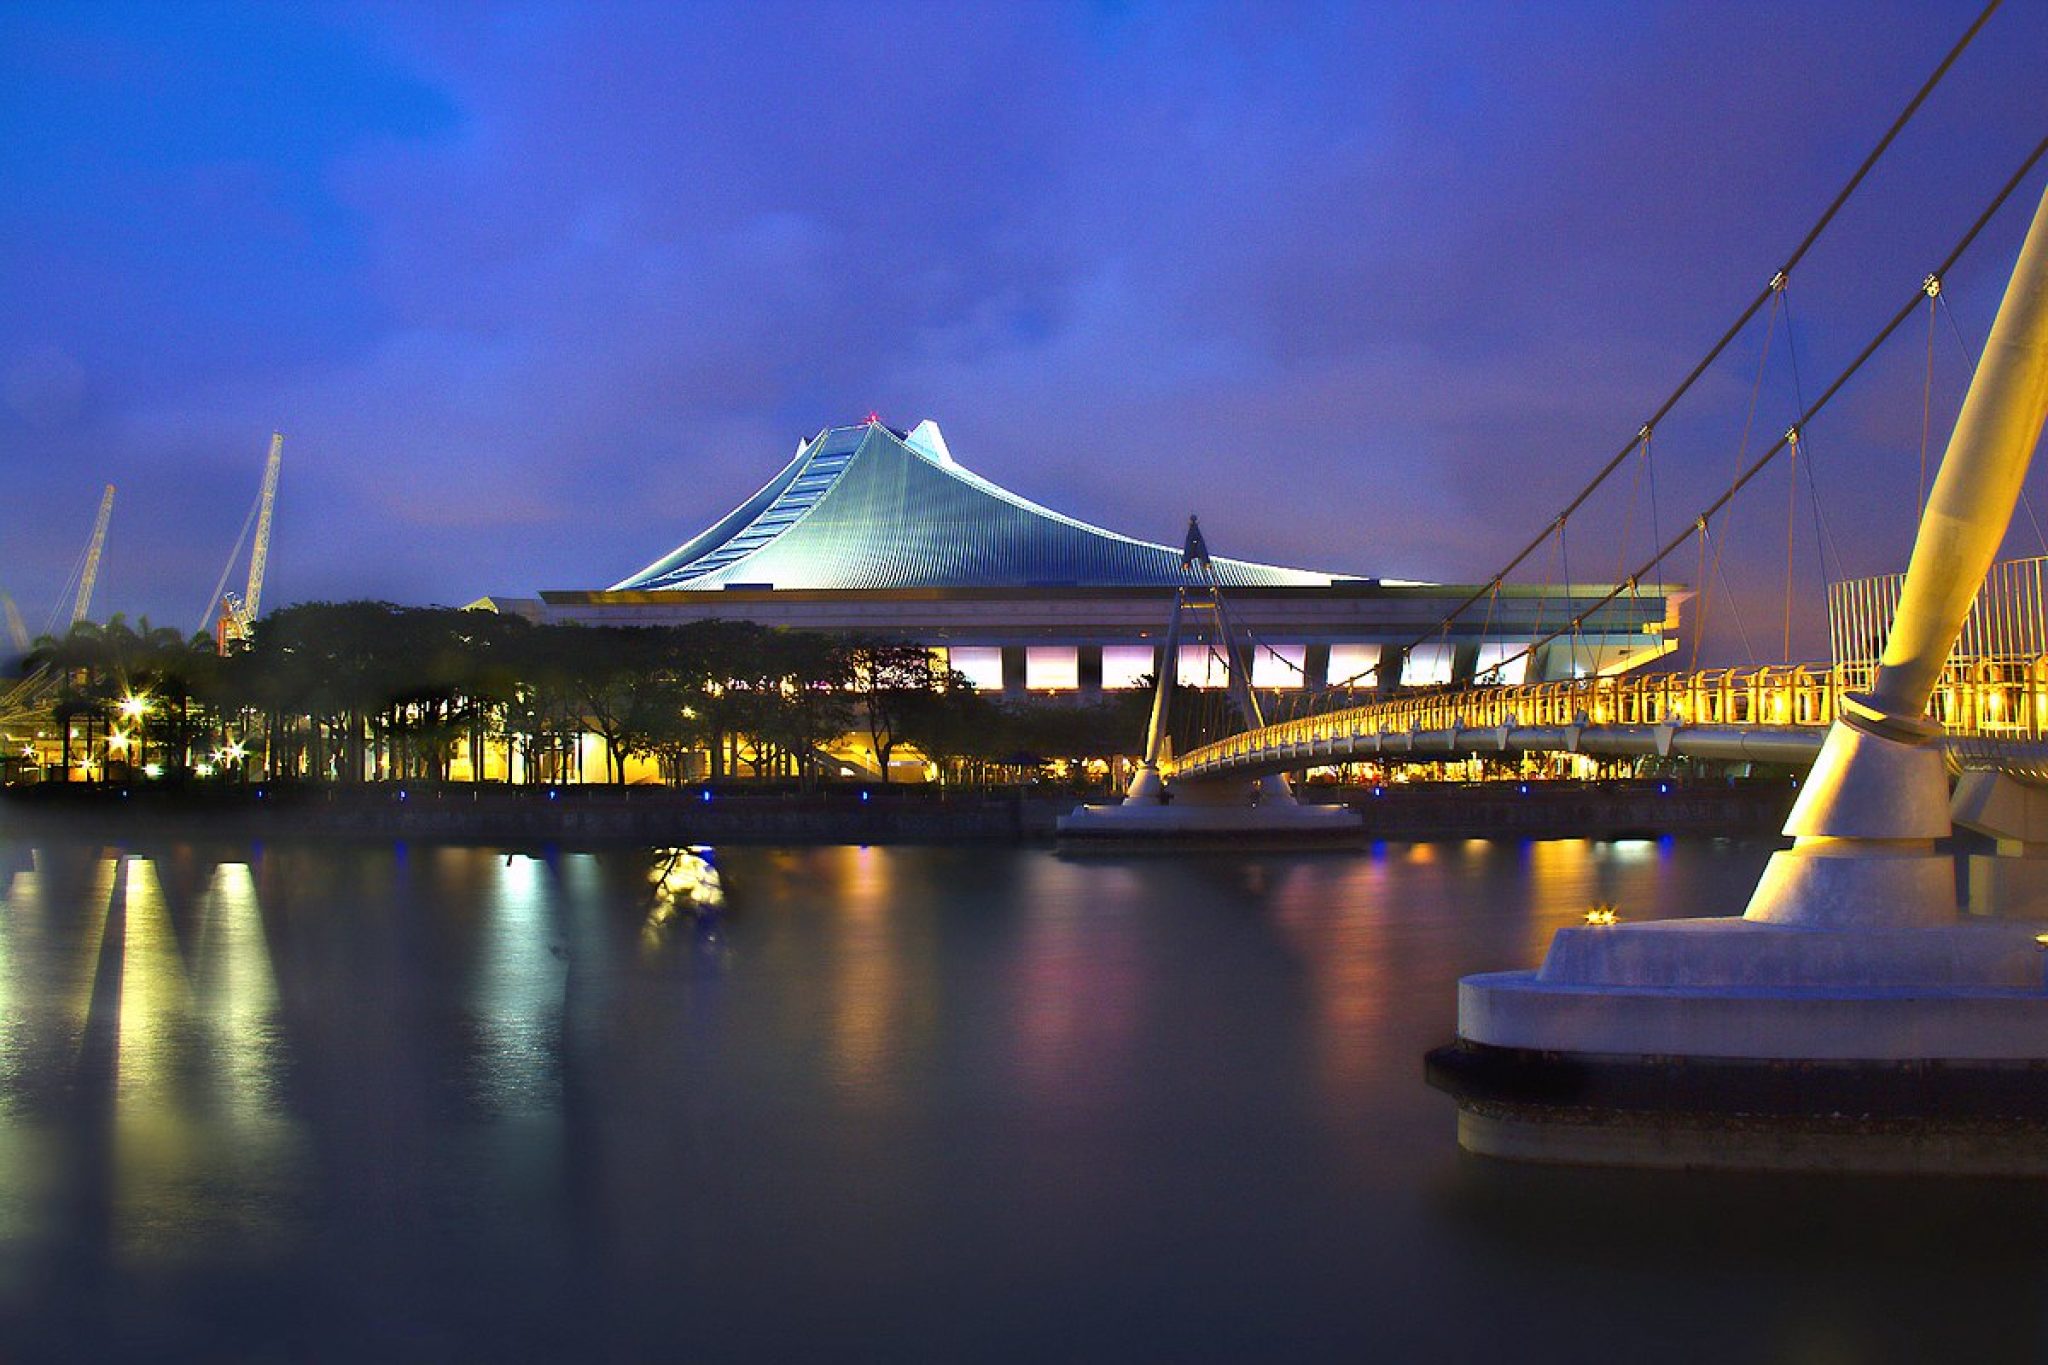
[1428,1041,2048,1175]
[1462,918,2048,1059]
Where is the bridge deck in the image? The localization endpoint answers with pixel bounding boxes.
[1169,659,2048,782]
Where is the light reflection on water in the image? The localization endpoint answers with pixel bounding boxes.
[0,832,2043,1360]
[477,851,561,1116]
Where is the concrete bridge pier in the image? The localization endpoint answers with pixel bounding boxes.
[1059,540,1361,840]
[1954,770,2048,916]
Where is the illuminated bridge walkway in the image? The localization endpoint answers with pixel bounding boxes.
[1166,656,2048,785]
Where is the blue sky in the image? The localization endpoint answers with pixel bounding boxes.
[3,1,2045,661]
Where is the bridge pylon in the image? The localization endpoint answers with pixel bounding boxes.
[1431,178,2048,1174]
[1060,516,1360,840]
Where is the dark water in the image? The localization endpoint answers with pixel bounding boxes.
[0,831,2044,1362]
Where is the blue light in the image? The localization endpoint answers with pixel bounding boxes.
[398,789,407,802]
[701,789,713,802]
[1372,786,1384,797]
[1659,783,1669,794]
[1519,783,1528,795]
[547,788,559,801]
[860,790,869,802]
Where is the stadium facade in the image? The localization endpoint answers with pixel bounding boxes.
[507,417,1678,701]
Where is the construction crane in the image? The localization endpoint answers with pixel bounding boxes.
[5,486,122,746]
[71,484,114,626]
[1,593,27,655]
[215,432,283,651]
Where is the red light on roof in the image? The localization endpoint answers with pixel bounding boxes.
[865,410,881,424]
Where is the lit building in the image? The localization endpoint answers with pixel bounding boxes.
[509,417,1678,701]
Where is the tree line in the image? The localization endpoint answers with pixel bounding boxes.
[14,603,1156,787]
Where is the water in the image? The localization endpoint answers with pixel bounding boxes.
[0,832,2043,1362]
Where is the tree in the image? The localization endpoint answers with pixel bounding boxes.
[895,672,996,785]
[847,640,945,782]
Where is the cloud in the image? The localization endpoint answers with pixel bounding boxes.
[2,0,2044,662]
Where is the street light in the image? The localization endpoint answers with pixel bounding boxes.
[117,694,150,777]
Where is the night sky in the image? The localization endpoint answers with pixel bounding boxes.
[3,2,2045,661]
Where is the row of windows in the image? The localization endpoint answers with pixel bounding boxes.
[932,643,1532,693]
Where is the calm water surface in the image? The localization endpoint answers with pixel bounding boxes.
[0,831,2043,1362]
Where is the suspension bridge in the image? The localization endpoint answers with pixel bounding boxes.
[1165,558,2048,784]
[1065,3,2048,847]
[1403,3,2048,1174]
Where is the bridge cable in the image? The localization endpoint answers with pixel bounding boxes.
[1386,0,2004,665]
[1644,431,1664,642]
[1558,515,1583,678]
[1714,528,1760,666]
[1613,433,1646,606]
[1704,289,1784,660]
[1919,286,1939,514]
[1785,428,1800,661]
[1779,289,1848,588]
[1688,521,1710,672]
[1239,9,2015,716]
[1474,131,2048,684]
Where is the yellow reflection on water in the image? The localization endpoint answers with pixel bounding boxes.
[641,846,725,949]
[113,857,200,1262]
[102,855,301,1266]
[117,858,193,1107]
[194,863,281,1120]
[67,856,119,1057]
[826,846,914,1104]
[1523,838,1598,961]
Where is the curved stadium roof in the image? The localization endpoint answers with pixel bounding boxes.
[612,419,1360,592]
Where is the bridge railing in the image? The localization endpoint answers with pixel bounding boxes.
[1170,653,2048,775]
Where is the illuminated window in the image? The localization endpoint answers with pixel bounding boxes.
[1026,646,1078,692]
[1475,643,1529,685]
[947,647,1003,692]
[1178,645,1229,689]
[1102,645,1156,690]
[1404,643,1455,687]
[1327,644,1382,688]
[1250,644,1306,690]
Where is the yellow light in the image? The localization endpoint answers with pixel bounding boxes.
[119,695,149,719]
[106,732,129,753]
[1585,903,1620,926]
